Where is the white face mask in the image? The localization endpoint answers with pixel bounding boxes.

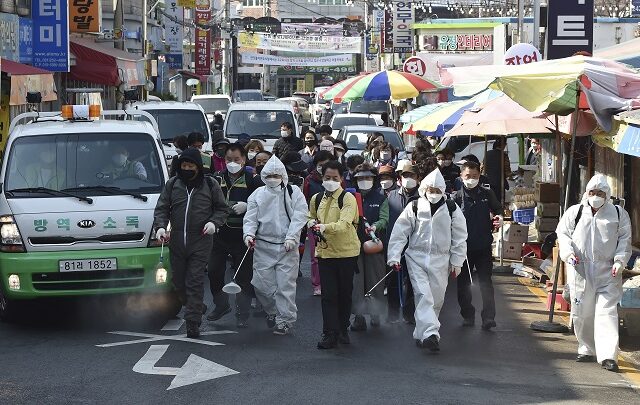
[426,192,442,204]
[248,152,257,160]
[357,179,374,190]
[226,162,243,174]
[281,130,290,138]
[401,177,417,189]
[264,178,282,188]
[380,152,391,161]
[463,178,479,189]
[323,180,340,192]
[588,195,605,209]
[112,153,127,167]
[380,179,394,190]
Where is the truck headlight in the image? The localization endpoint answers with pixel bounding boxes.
[8,274,20,290]
[0,216,25,252]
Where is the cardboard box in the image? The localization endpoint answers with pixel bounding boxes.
[497,241,524,260]
[502,223,529,243]
[535,217,559,232]
[536,202,561,218]
[535,182,561,203]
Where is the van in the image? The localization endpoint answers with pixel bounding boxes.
[223,101,300,151]
[191,94,232,122]
[132,101,211,165]
[0,107,174,320]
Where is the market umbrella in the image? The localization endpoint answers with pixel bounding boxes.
[321,70,444,102]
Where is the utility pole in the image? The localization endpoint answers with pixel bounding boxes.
[224,0,231,94]
[142,0,148,99]
[517,0,525,44]
[533,0,541,49]
[263,0,271,94]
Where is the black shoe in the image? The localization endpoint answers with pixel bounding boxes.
[462,317,475,327]
[201,303,208,315]
[207,305,231,321]
[317,333,338,350]
[370,315,381,328]
[351,315,367,332]
[266,314,276,329]
[415,339,424,349]
[602,359,619,372]
[236,318,249,329]
[481,320,497,331]
[338,331,350,345]
[423,335,440,352]
[186,321,200,338]
[576,354,596,363]
[273,323,291,336]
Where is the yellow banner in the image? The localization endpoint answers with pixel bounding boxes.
[238,32,260,49]
[0,94,10,155]
[177,0,196,8]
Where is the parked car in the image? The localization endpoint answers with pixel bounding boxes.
[329,113,380,136]
[232,89,264,102]
[191,94,231,122]
[277,97,312,125]
[337,125,407,160]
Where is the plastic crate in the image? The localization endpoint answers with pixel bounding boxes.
[513,208,535,225]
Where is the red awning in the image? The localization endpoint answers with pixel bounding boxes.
[1,59,53,75]
[178,70,208,82]
[69,37,146,87]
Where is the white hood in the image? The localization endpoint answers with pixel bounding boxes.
[260,156,289,186]
[419,168,446,198]
[582,173,612,203]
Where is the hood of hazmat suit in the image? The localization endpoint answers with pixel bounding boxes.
[555,173,632,363]
[386,168,467,340]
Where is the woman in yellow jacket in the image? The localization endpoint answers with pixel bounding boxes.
[308,160,361,350]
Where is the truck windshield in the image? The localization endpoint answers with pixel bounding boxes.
[349,100,388,114]
[5,133,165,196]
[226,110,296,139]
[141,109,209,143]
[192,98,230,113]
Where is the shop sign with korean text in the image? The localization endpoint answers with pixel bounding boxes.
[32,0,70,71]
[392,1,413,53]
[281,23,343,37]
[546,0,593,59]
[165,2,184,53]
[19,17,33,64]
[69,0,101,33]
[382,9,394,53]
[238,32,361,54]
[0,12,19,62]
[421,34,493,52]
[195,8,210,76]
[241,53,352,67]
[276,65,358,75]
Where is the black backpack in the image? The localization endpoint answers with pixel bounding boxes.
[411,198,457,219]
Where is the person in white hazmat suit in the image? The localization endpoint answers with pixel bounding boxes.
[387,169,467,352]
[243,156,309,336]
[556,174,632,372]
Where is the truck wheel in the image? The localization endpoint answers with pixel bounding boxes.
[0,288,17,322]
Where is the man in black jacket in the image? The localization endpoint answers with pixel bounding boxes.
[154,148,230,338]
[453,161,502,331]
[273,122,303,159]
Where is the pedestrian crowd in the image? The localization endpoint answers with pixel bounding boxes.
[153,124,631,372]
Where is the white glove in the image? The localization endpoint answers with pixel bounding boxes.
[232,201,248,215]
[612,261,623,277]
[315,224,326,234]
[202,222,217,235]
[155,228,168,242]
[307,219,318,228]
[244,235,255,248]
[388,261,400,268]
[284,239,297,252]
[452,266,462,277]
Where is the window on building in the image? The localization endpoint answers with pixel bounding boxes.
[318,0,347,5]
[243,0,264,6]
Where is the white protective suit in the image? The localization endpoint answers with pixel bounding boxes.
[387,169,468,341]
[556,174,632,363]
[243,156,309,327]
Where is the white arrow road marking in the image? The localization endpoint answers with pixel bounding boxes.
[96,330,237,348]
[133,344,239,390]
[161,319,185,331]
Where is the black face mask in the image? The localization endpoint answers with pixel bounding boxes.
[305,140,316,147]
[179,169,197,182]
[256,165,264,175]
[215,148,226,157]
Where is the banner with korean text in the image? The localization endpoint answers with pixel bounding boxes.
[165,2,184,69]
[241,53,352,67]
[194,8,210,76]
[69,0,101,33]
[238,32,361,54]
[32,0,70,71]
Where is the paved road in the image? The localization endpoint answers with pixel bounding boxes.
[1,256,639,404]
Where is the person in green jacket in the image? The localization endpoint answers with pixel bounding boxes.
[308,160,360,350]
[350,164,389,332]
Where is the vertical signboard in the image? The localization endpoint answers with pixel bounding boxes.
[382,9,394,53]
[393,1,414,53]
[69,0,101,33]
[32,0,70,71]
[165,1,184,69]
[0,12,18,62]
[546,0,594,59]
[19,17,33,64]
[633,0,640,17]
[194,8,210,76]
